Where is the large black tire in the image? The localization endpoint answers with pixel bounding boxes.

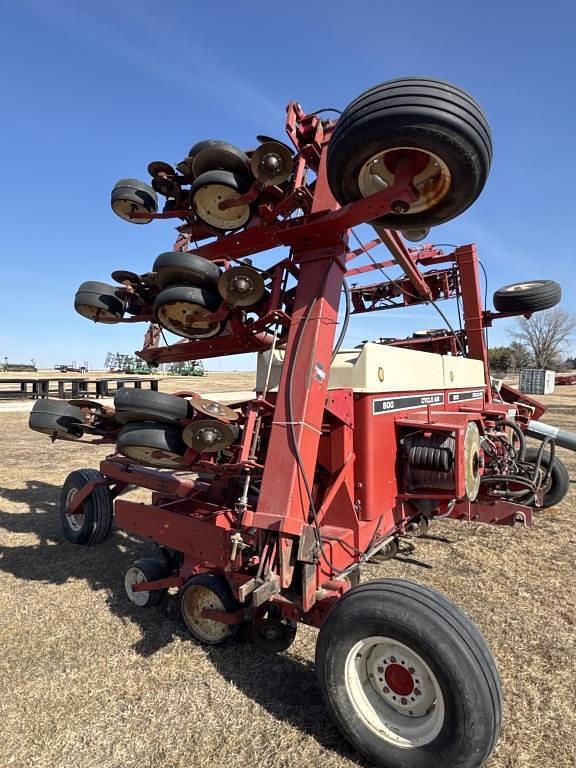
[523,446,570,508]
[124,557,169,607]
[153,250,222,289]
[493,280,561,313]
[190,169,251,230]
[111,178,158,224]
[316,578,502,768]
[29,400,85,440]
[60,469,114,545]
[327,77,492,229]
[191,141,250,178]
[116,422,187,468]
[74,281,126,323]
[114,388,191,423]
[154,283,223,339]
[180,573,240,645]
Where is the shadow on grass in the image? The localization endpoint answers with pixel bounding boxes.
[0,480,175,656]
[0,480,368,765]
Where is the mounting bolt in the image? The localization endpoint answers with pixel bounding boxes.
[401,697,408,705]
[391,200,410,214]
[414,688,421,696]
[383,686,390,693]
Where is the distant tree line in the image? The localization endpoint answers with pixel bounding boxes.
[489,307,576,373]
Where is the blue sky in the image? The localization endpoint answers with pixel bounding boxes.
[1,0,574,370]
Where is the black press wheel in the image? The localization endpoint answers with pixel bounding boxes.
[116,423,188,468]
[124,557,169,607]
[316,578,502,768]
[154,283,223,339]
[492,280,561,313]
[522,446,570,509]
[74,281,126,323]
[60,469,114,545]
[114,388,191,423]
[111,178,158,224]
[327,77,492,229]
[190,170,252,230]
[180,573,240,645]
[153,250,222,290]
[29,399,85,440]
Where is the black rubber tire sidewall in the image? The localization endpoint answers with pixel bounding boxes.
[153,251,222,289]
[29,400,85,439]
[116,423,187,465]
[60,469,114,545]
[493,280,561,313]
[111,179,158,211]
[74,281,126,320]
[114,388,191,421]
[524,446,570,508]
[327,77,491,228]
[315,578,501,768]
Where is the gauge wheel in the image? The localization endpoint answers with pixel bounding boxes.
[60,469,114,545]
[327,77,492,228]
[520,447,570,509]
[113,388,191,423]
[154,283,223,339]
[74,281,126,323]
[111,178,158,223]
[124,557,169,607]
[492,280,561,313]
[251,613,298,653]
[190,170,252,230]
[153,250,222,289]
[29,399,85,440]
[369,538,399,563]
[116,423,188,468]
[316,578,502,768]
[180,573,240,645]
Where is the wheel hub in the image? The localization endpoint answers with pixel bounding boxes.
[346,635,445,748]
[358,147,451,215]
[65,488,84,531]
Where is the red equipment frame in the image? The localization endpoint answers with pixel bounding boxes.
[68,103,547,628]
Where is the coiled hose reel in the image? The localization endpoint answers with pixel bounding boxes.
[403,422,481,501]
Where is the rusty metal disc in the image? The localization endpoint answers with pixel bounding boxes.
[250,141,293,185]
[182,419,239,453]
[191,397,239,422]
[217,265,265,307]
[111,270,141,284]
[148,160,176,178]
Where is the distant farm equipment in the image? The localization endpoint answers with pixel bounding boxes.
[54,361,88,373]
[167,360,204,376]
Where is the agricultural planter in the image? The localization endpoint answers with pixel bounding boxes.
[30,77,571,768]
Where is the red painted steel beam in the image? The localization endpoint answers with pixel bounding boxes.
[455,245,491,394]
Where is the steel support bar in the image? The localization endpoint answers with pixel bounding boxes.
[372,225,433,299]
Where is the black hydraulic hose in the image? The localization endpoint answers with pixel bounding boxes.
[331,278,351,363]
[498,419,526,461]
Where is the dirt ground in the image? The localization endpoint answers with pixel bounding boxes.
[1,386,575,768]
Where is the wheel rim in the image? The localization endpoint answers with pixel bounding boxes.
[156,302,222,339]
[65,488,85,531]
[112,198,154,223]
[124,566,151,606]
[181,584,232,643]
[345,635,445,748]
[358,147,451,215]
[193,183,251,229]
[75,303,122,323]
[120,445,184,468]
[503,282,543,293]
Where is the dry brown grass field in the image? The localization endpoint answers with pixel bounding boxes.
[1,383,575,768]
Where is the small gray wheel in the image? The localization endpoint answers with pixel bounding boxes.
[29,399,85,440]
[124,557,168,606]
[74,281,126,323]
[116,423,188,468]
[111,178,158,224]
